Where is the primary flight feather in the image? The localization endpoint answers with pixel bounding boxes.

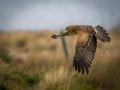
[51,25,111,74]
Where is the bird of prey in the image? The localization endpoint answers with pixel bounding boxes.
[51,25,111,74]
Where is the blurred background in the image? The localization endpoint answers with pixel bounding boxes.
[0,0,120,90]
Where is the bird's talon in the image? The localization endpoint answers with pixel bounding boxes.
[51,34,58,39]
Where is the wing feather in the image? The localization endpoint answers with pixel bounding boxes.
[73,33,97,74]
[93,25,111,42]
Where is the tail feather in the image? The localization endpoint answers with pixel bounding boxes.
[94,25,111,42]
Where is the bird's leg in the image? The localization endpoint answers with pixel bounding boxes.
[51,34,62,39]
[51,30,69,39]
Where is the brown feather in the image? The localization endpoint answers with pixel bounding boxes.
[73,31,97,74]
[94,25,111,42]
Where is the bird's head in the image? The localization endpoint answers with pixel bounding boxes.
[62,25,78,36]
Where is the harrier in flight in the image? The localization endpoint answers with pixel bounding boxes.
[51,25,111,74]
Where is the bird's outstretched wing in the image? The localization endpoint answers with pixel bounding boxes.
[73,32,97,74]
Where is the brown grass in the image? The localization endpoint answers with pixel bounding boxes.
[0,30,120,90]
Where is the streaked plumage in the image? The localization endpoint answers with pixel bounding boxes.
[51,25,111,74]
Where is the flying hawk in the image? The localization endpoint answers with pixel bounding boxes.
[51,25,111,74]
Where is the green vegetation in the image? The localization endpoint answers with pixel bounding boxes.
[0,82,12,90]
[0,65,44,90]
[0,48,11,63]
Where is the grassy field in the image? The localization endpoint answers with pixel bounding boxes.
[0,29,120,90]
